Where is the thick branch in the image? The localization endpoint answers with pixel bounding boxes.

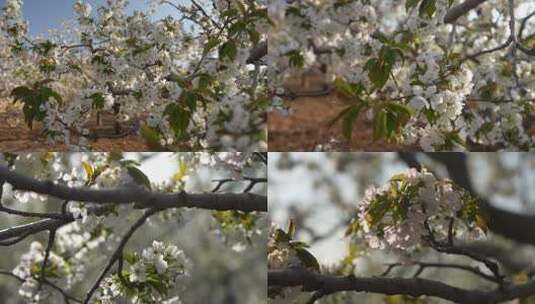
[269,269,535,304]
[444,0,488,24]
[0,216,71,242]
[246,41,267,64]
[0,166,267,213]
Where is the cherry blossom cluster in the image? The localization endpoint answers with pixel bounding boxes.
[0,0,267,151]
[268,0,534,150]
[11,224,111,304]
[12,242,67,303]
[347,168,486,254]
[95,240,191,304]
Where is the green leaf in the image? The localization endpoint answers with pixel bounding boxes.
[294,247,320,273]
[423,108,439,124]
[126,166,152,190]
[342,105,364,140]
[286,50,304,68]
[229,20,247,37]
[124,253,138,265]
[370,103,414,141]
[334,78,355,98]
[204,37,220,54]
[90,93,105,110]
[147,275,168,295]
[274,229,291,243]
[11,85,62,129]
[366,196,392,227]
[345,219,361,236]
[419,0,436,18]
[38,86,63,105]
[389,174,407,182]
[385,111,397,138]
[172,160,188,182]
[479,83,497,100]
[381,46,397,66]
[385,103,412,131]
[163,103,191,139]
[445,131,467,149]
[373,110,387,140]
[288,219,296,239]
[182,91,197,112]
[373,31,390,44]
[139,125,162,150]
[365,46,398,90]
[248,28,261,45]
[219,40,237,61]
[10,86,32,102]
[333,78,363,99]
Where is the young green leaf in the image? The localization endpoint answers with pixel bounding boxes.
[172,160,189,182]
[139,125,163,150]
[419,0,436,18]
[373,110,387,140]
[126,166,152,190]
[82,161,94,181]
[288,219,296,239]
[163,103,191,139]
[294,247,320,273]
[342,104,364,140]
[219,40,237,61]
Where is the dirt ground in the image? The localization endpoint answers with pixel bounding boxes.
[268,93,419,151]
[0,103,149,152]
[268,73,417,151]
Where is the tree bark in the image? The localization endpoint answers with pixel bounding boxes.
[269,268,535,304]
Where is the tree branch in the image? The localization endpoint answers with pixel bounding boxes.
[0,166,267,213]
[383,262,500,284]
[246,41,267,64]
[0,216,72,243]
[269,268,535,304]
[444,0,488,24]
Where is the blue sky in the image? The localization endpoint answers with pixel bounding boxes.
[1,0,182,36]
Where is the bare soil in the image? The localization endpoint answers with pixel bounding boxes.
[0,104,149,151]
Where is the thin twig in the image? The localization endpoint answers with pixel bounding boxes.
[83,208,162,304]
[0,205,69,220]
[38,229,57,290]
